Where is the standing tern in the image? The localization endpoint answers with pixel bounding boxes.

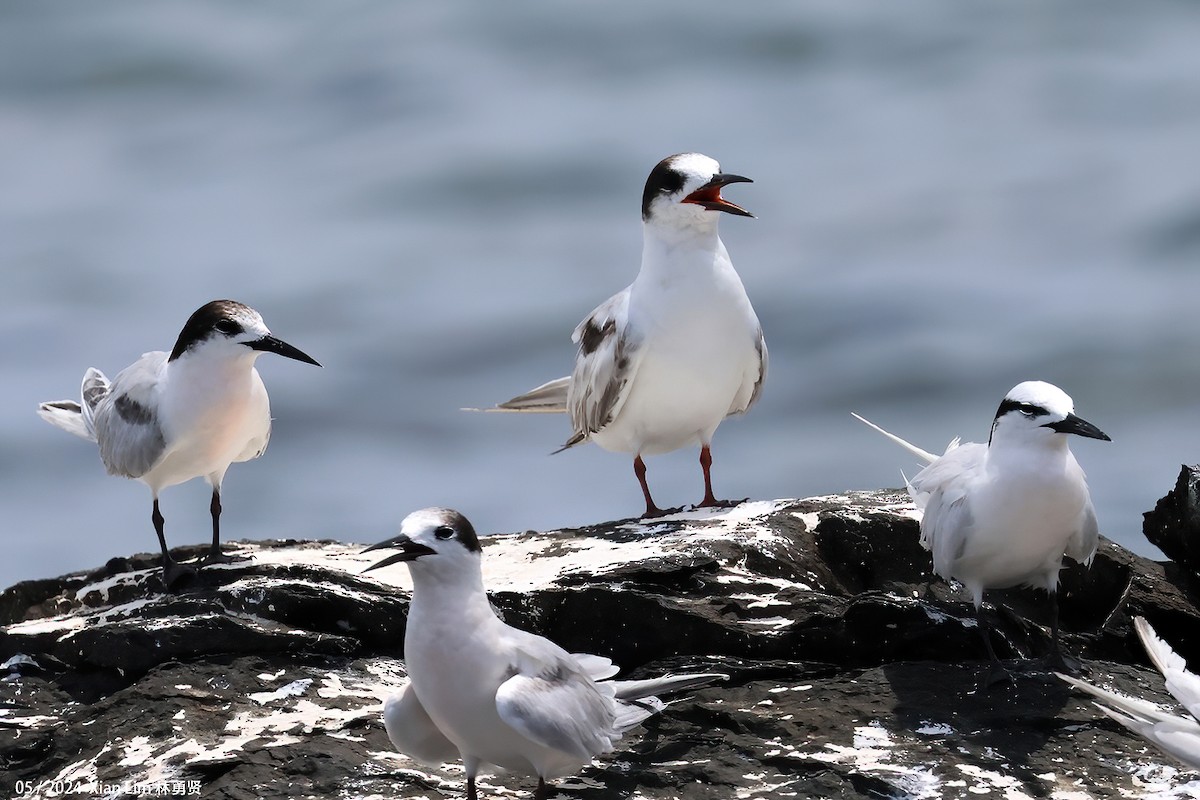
[487,153,767,517]
[1059,616,1200,769]
[853,380,1110,683]
[38,300,320,587]
[363,507,725,800]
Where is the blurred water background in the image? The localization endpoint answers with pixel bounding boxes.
[3,2,1200,589]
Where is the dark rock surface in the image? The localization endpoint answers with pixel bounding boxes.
[4,489,1200,799]
[1144,465,1200,577]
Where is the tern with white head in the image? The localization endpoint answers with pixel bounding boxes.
[853,380,1110,684]
[39,300,321,587]
[486,153,767,517]
[363,507,725,800]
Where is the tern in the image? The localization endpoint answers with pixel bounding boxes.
[1059,616,1200,770]
[363,507,725,800]
[486,153,767,518]
[853,380,1110,683]
[38,299,320,587]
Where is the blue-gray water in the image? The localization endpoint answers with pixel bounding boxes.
[3,2,1200,590]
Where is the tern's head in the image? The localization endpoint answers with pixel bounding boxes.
[988,381,1111,448]
[362,507,482,576]
[168,299,321,366]
[641,153,753,229]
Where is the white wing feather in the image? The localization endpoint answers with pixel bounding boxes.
[383,683,460,766]
[906,443,987,581]
[850,412,957,465]
[495,643,620,761]
[1137,617,1200,723]
[1058,617,1200,770]
[728,331,767,416]
[1064,456,1100,567]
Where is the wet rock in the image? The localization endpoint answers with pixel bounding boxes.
[2,491,1200,799]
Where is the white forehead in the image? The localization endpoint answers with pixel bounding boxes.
[232,305,267,331]
[669,153,721,184]
[401,506,455,535]
[1005,380,1074,416]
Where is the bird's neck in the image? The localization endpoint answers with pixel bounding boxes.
[167,348,259,383]
[643,216,721,249]
[639,222,726,282]
[408,562,496,624]
[987,435,1070,471]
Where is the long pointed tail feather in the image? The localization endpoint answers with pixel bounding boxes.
[1056,672,1180,726]
[38,401,96,442]
[610,672,726,734]
[462,376,570,414]
[851,412,941,464]
[611,672,727,702]
[39,367,109,442]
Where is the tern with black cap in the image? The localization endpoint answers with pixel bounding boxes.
[39,299,321,587]
[484,153,767,517]
[853,380,1111,685]
[363,507,726,800]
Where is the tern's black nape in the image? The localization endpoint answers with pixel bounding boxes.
[169,300,256,361]
[432,509,482,553]
[641,154,688,221]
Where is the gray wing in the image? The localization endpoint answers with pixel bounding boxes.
[729,329,767,416]
[907,443,987,580]
[92,352,169,479]
[492,376,571,414]
[383,682,459,766]
[234,372,272,463]
[560,289,645,450]
[1064,456,1100,566]
[495,640,619,760]
[570,653,619,681]
[37,367,111,443]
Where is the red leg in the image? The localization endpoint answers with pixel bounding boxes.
[634,455,667,517]
[696,445,741,509]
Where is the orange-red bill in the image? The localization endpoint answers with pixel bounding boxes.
[681,173,754,217]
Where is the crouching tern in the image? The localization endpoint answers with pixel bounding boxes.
[484,153,767,518]
[1059,617,1200,770]
[363,507,726,800]
[38,300,320,587]
[853,380,1110,683]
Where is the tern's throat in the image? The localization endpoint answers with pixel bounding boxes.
[407,559,494,622]
[986,433,1072,473]
[639,223,728,284]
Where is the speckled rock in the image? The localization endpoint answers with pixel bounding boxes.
[3,490,1200,799]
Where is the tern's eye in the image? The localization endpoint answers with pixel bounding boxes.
[434,526,455,540]
[215,319,241,335]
